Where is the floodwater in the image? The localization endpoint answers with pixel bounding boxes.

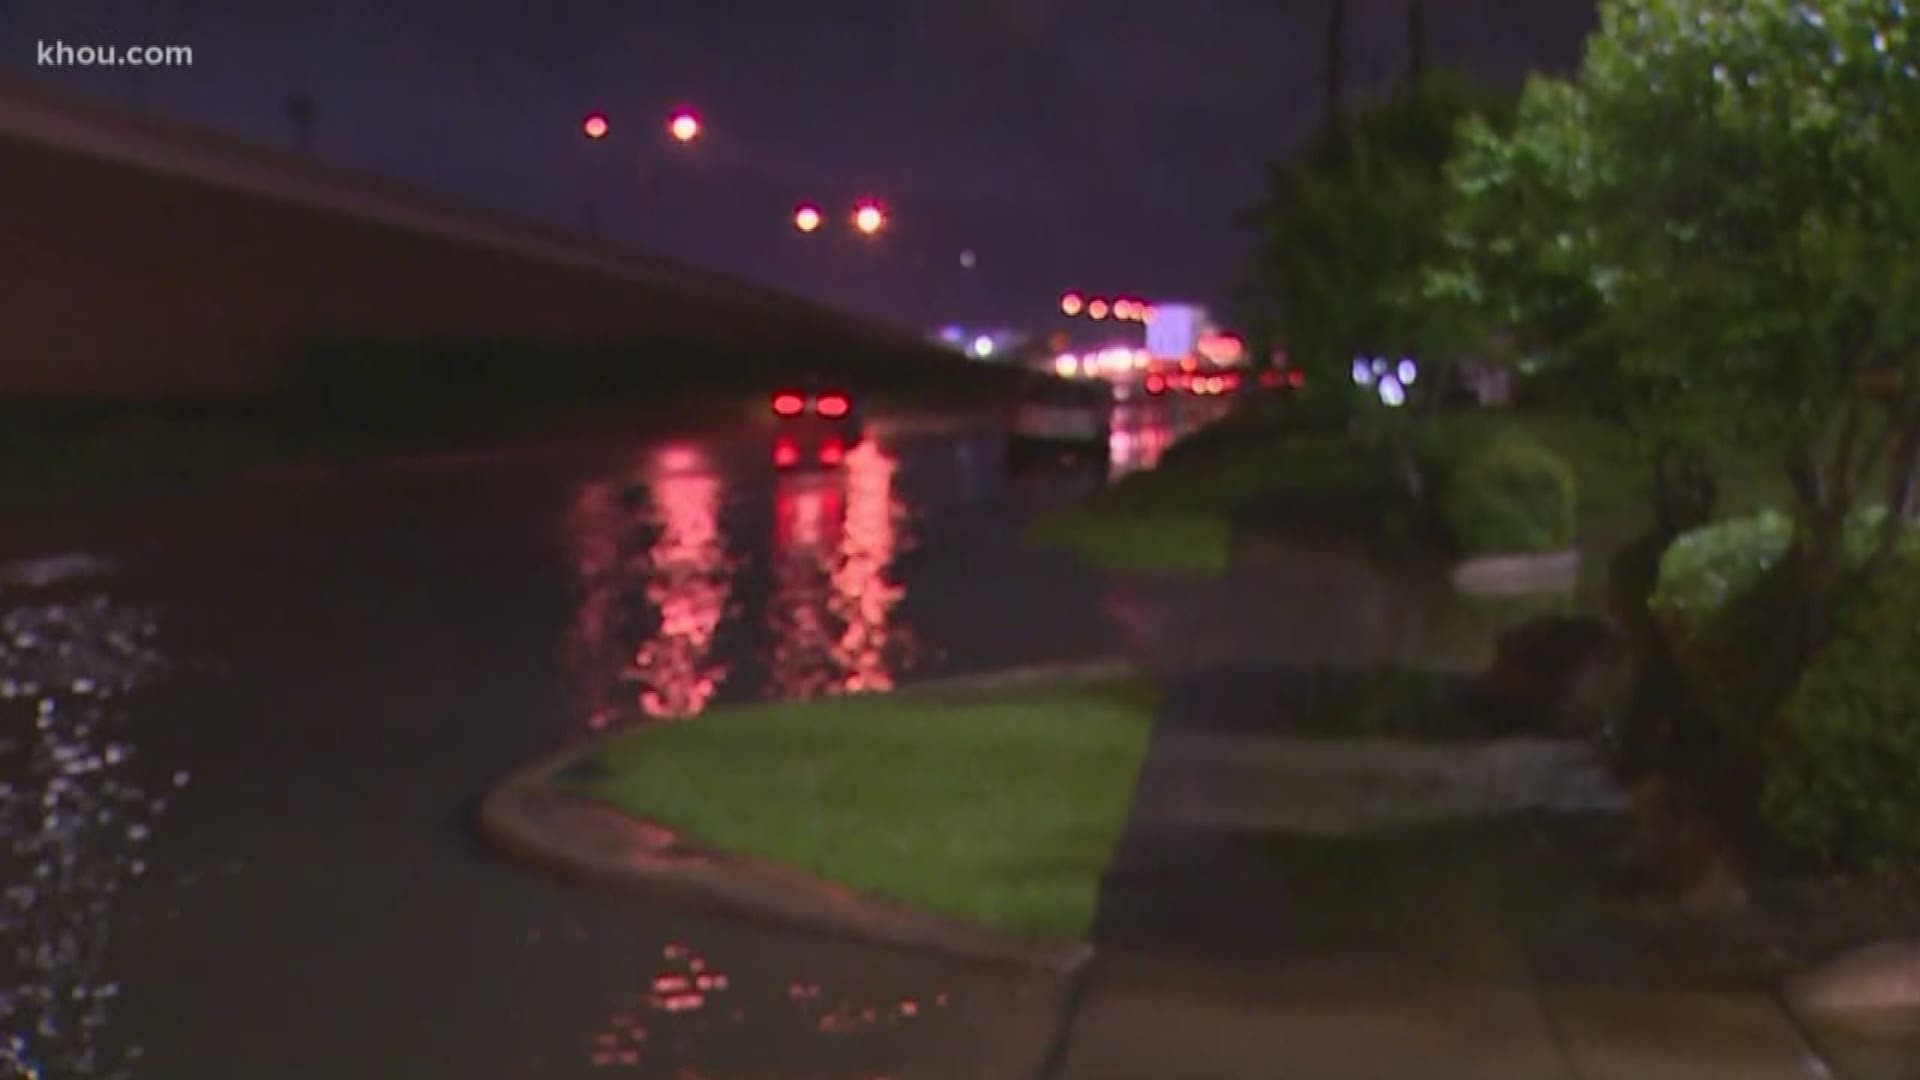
[0,397,1210,1078]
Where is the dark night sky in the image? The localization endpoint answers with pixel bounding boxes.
[4,1,1597,334]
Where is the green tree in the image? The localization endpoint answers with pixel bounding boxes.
[1439,0,1920,666]
[1251,72,1514,441]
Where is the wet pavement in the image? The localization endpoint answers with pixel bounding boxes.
[0,400,1209,1079]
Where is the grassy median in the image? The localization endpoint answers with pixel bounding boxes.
[1023,422,1396,576]
[561,674,1161,940]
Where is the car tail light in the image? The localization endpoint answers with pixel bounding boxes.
[818,438,845,465]
[773,438,800,467]
[772,392,805,417]
[1288,369,1305,388]
[814,392,850,419]
[1145,375,1166,395]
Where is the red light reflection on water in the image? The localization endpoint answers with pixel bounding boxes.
[766,440,915,699]
[1108,407,1175,479]
[566,447,734,730]
[634,470,730,717]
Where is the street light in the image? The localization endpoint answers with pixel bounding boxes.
[793,203,823,233]
[1087,298,1110,320]
[853,201,886,235]
[582,111,609,139]
[668,109,700,143]
[1061,291,1085,317]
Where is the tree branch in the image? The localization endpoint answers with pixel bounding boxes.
[1826,387,1866,513]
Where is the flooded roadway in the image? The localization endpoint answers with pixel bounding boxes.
[0,397,1219,1079]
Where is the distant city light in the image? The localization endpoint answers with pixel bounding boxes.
[582,112,609,139]
[793,203,822,232]
[1353,357,1374,385]
[1061,292,1085,317]
[1398,358,1418,385]
[1379,376,1407,408]
[668,110,700,142]
[853,202,886,235]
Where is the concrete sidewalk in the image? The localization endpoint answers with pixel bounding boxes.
[1057,954,1828,1080]
[1048,661,1843,1080]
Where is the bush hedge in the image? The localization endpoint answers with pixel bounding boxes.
[1439,436,1579,556]
[1649,507,1920,867]
[1762,557,1920,867]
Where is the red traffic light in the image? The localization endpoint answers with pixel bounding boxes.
[772,391,805,417]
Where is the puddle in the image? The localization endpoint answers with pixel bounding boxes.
[583,939,952,1075]
[0,591,177,1078]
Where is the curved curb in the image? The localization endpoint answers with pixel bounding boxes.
[1451,548,1582,598]
[476,743,1095,977]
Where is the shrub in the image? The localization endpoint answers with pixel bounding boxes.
[1649,508,1920,788]
[1439,437,1578,556]
[1762,556,1920,868]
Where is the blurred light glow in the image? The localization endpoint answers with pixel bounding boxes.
[1054,355,1078,378]
[973,335,995,357]
[1398,359,1418,385]
[1087,298,1110,320]
[1353,358,1374,386]
[1379,376,1407,408]
[1060,292,1085,317]
[583,112,609,139]
[669,110,700,142]
[1373,357,1389,376]
[853,203,886,235]
[793,204,822,232]
[959,249,977,269]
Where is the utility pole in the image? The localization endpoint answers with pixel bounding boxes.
[286,93,316,155]
[1408,0,1428,83]
[1325,0,1347,128]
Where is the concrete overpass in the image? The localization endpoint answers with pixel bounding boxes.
[0,74,947,397]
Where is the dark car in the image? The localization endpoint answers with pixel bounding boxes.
[1007,373,1112,472]
[769,379,865,468]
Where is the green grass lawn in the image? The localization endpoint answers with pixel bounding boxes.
[562,675,1162,941]
[1023,425,1397,576]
